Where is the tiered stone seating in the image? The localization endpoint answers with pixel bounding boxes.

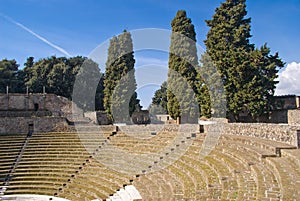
[57,157,133,201]
[0,125,136,201]
[53,126,134,200]
[0,134,27,188]
[2,132,93,196]
[207,146,259,200]
[128,130,299,201]
[1,125,300,201]
[108,131,178,154]
[133,167,185,200]
[266,149,300,200]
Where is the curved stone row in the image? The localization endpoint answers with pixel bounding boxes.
[121,131,299,200]
[1,127,300,201]
[0,129,136,201]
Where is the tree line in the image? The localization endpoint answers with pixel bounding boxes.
[0,56,104,111]
[0,0,284,122]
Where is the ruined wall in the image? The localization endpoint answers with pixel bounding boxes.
[0,94,47,110]
[0,93,85,122]
[0,117,68,134]
[0,94,87,134]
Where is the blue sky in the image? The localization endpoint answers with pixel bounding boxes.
[0,0,299,107]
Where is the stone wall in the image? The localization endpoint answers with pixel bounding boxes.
[203,122,300,146]
[288,110,300,125]
[115,122,300,146]
[0,117,68,134]
[0,93,86,122]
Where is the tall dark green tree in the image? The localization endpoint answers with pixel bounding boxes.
[205,0,283,121]
[0,59,19,93]
[104,30,139,122]
[104,36,119,116]
[167,10,208,123]
[247,44,284,119]
[73,58,103,111]
[149,81,168,115]
[13,57,35,93]
[95,74,105,111]
[200,52,226,118]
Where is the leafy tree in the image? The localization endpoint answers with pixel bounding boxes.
[104,30,139,122]
[72,58,103,111]
[13,57,35,93]
[26,56,59,93]
[205,0,283,121]
[150,81,168,114]
[0,59,19,93]
[24,56,105,111]
[167,10,207,123]
[25,56,78,97]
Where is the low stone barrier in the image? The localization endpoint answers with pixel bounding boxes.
[117,124,200,134]
[203,122,300,146]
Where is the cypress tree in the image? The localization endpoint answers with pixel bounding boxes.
[167,10,208,123]
[104,36,119,117]
[104,30,139,123]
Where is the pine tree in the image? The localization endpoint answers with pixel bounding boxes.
[167,10,208,123]
[247,44,284,119]
[104,30,139,123]
[205,0,284,121]
[205,0,254,121]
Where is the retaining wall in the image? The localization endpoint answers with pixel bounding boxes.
[203,122,300,146]
[0,117,68,134]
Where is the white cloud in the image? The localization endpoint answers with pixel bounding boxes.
[275,62,300,95]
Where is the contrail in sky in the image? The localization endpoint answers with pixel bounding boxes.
[0,13,72,57]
